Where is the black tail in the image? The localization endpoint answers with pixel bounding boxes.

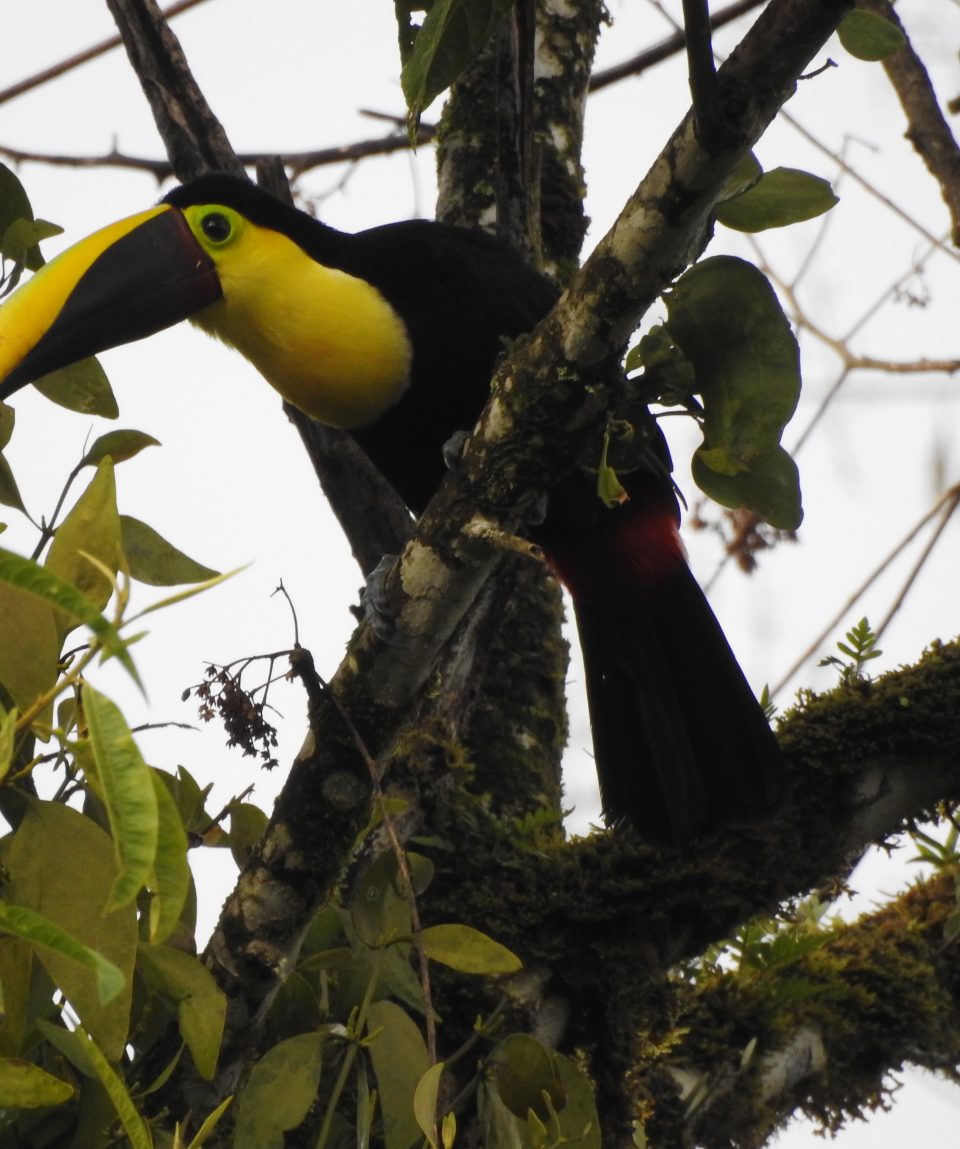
[572,565,785,846]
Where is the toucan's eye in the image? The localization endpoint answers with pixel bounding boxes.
[201,212,232,243]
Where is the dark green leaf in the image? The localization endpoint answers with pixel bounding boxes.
[81,429,160,468]
[715,167,838,232]
[228,802,269,869]
[401,0,516,123]
[0,578,58,716]
[0,546,139,689]
[0,166,56,273]
[0,903,125,1008]
[120,515,219,587]
[0,453,25,513]
[0,166,33,241]
[0,1059,74,1108]
[233,1031,325,1149]
[351,851,411,947]
[0,403,13,450]
[665,256,803,528]
[137,942,226,1081]
[366,999,430,1149]
[837,9,906,61]
[692,443,802,530]
[7,799,138,1059]
[490,1033,564,1121]
[33,358,119,418]
[419,923,521,974]
[1,218,63,271]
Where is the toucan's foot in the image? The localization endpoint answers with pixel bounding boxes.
[442,429,470,471]
[361,554,399,639]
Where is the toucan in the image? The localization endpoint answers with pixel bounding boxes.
[0,174,785,845]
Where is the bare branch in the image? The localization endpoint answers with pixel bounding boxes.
[770,484,960,696]
[0,127,436,184]
[0,0,211,107]
[858,0,960,247]
[105,0,243,180]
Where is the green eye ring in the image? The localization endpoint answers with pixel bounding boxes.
[200,211,232,244]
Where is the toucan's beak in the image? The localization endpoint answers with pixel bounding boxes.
[0,205,222,401]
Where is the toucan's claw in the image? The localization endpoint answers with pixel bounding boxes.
[441,429,470,472]
[360,554,400,641]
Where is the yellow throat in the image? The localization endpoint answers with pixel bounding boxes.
[183,206,412,429]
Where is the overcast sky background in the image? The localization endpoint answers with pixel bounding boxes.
[3,2,960,1144]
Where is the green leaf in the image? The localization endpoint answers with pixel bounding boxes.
[0,902,125,1007]
[233,1031,325,1149]
[186,1095,234,1149]
[0,1057,74,1107]
[0,451,25,513]
[0,706,15,782]
[1,218,63,271]
[71,1022,153,1149]
[81,429,160,468]
[366,999,430,1149]
[0,578,58,717]
[351,851,411,948]
[121,515,219,587]
[137,942,226,1081]
[489,1034,564,1121]
[715,167,838,232]
[837,9,906,61]
[665,256,803,529]
[400,0,515,123]
[0,165,56,272]
[33,358,119,418]
[414,1061,445,1149]
[0,546,137,681]
[419,923,522,975]
[83,684,158,911]
[0,166,34,248]
[0,936,33,1058]
[46,458,122,631]
[7,800,137,1058]
[147,769,192,944]
[228,802,268,869]
[692,444,802,530]
[553,1054,600,1148]
[718,151,763,202]
[479,1081,525,1149]
[0,407,25,512]
[130,565,243,621]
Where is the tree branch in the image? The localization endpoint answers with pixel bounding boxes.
[0,0,211,107]
[654,869,960,1147]
[857,0,960,247]
[105,0,243,180]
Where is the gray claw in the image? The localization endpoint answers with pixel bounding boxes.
[442,429,470,472]
[361,554,399,640]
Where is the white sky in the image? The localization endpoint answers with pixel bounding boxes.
[2,2,960,1144]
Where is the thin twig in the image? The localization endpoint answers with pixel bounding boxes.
[0,0,212,107]
[875,487,960,640]
[770,483,960,696]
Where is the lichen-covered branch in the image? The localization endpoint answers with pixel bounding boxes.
[636,869,960,1148]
